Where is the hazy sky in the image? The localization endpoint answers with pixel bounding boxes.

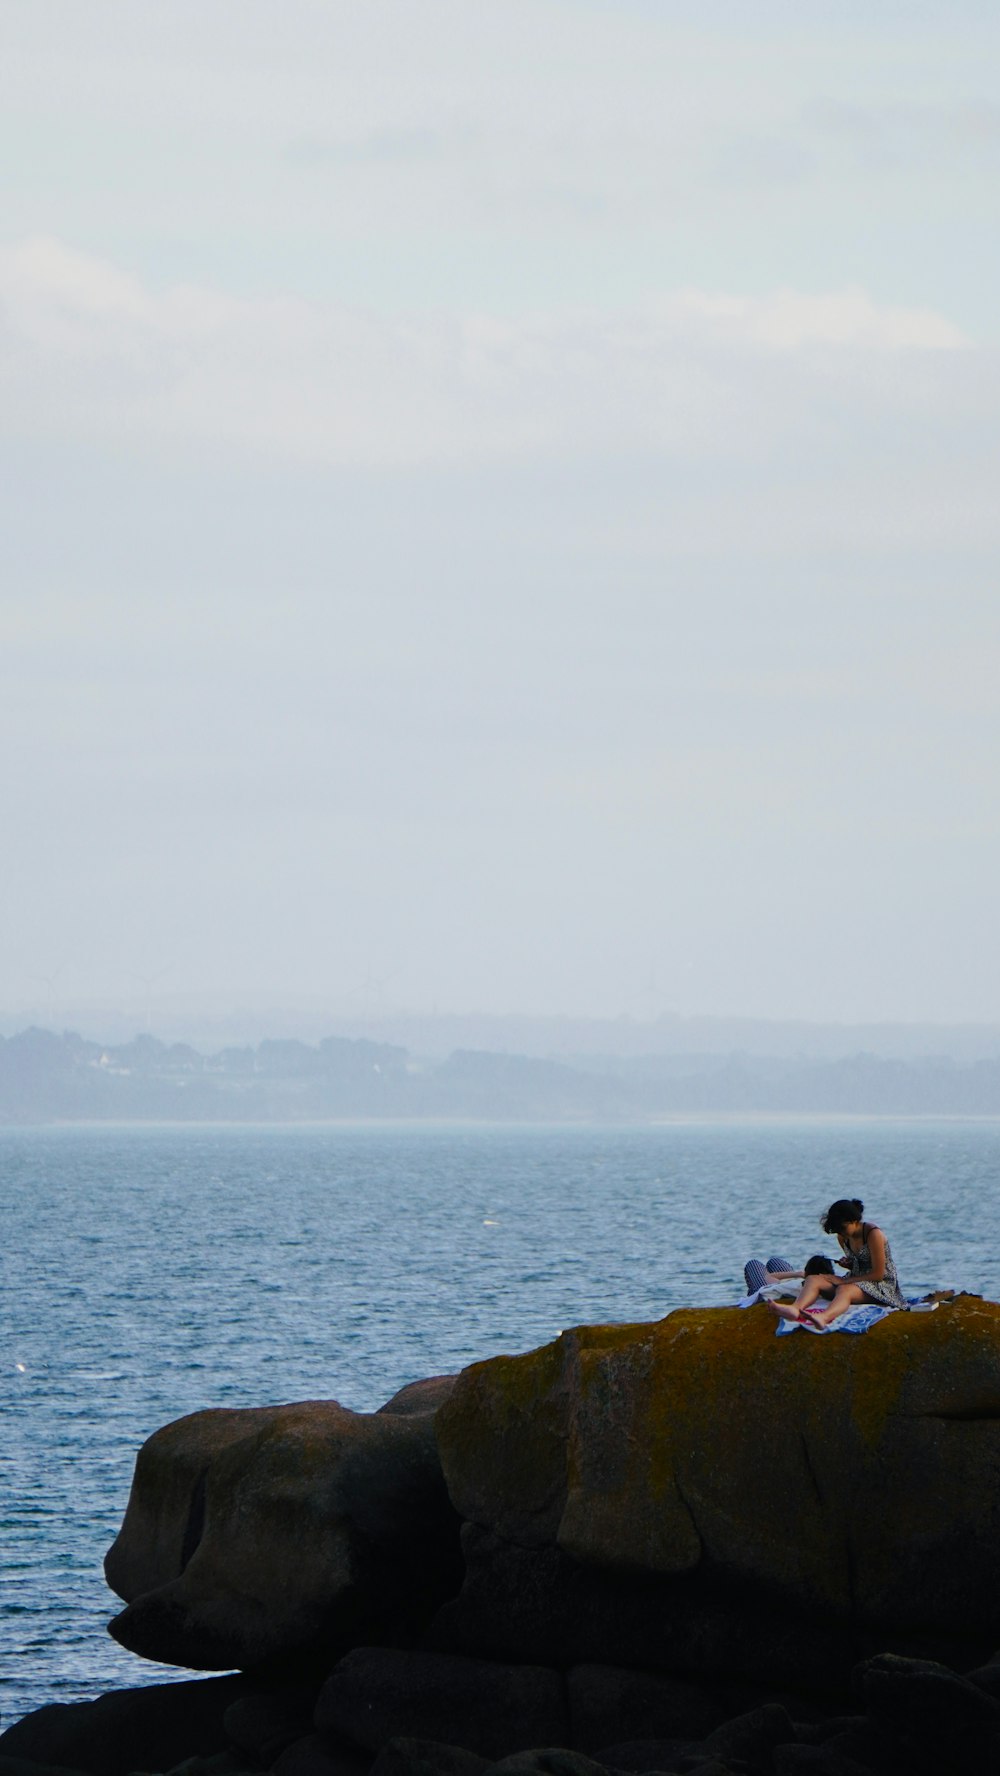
[2,1,998,1027]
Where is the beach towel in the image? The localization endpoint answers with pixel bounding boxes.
[776,1304,896,1335]
[738,1282,797,1308]
[774,1297,942,1334]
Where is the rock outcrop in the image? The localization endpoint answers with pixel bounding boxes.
[0,1676,251,1776]
[7,1655,1000,1776]
[432,1296,1000,1679]
[101,1300,1000,1682]
[104,1383,461,1669]
[7,1300,1000,1776]
[314,1649,570,1758]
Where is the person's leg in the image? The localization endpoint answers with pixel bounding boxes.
[765,1254,794,1276]
[808,1282,866,1327]
[744,1259,768,1294]
[767,1274,830,1320]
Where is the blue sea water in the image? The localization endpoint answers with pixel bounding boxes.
[3,1118,999,1730]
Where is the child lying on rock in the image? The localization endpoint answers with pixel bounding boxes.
[741,1252,834,1302]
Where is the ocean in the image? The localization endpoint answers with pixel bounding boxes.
[3,1118,999,1729]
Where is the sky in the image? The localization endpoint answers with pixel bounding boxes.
[2,0,998,1030]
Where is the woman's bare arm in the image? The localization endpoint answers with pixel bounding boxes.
[864,1225,888,1282]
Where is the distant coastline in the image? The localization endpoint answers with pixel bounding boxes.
[3,1025,1000,1122]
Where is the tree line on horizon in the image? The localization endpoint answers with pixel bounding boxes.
[1,1026,999,1121]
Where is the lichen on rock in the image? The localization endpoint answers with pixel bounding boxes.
[434,1298,1000,1674]
[101,1299,1000,1684]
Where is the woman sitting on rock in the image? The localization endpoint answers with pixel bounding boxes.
[768,1198,906,1327]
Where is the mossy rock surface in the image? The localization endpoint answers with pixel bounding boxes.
[99,1300,1000,1684]
[435,1298,1000,1647]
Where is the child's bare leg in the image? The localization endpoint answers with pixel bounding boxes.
[767,1275,832,1321]
[793,1276,828,1312]
[809,1283,865,1327]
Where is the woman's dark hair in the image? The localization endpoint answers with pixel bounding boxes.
[822,1198,864,1235]
[804,1253,835,1275]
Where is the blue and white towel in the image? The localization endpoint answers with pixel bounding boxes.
[775,1304,895,1335]
[773,1296,940,1334]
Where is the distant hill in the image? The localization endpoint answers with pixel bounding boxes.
[7,1006,1000,1063]
[1,1027,999,1122]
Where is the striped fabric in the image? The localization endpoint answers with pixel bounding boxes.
[743,1254,794,1295]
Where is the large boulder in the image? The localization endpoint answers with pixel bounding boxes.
[0,1676,249,1776]
[565,1663,727,1749]
[314,1647,569,1758]
[98,1301,1000,1690]
[105,1383,462,1670]
[432,1298,1000,1680]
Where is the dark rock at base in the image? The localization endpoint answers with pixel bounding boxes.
[824,1726,888,1768]
[485,1753,612,1776]
[0,1757,91,1776]
[815,1731,887,1776]
[773,1751,874,1776]
[315,1650,568,1760]
[590,1740,698,1771]
[369,1740,488,1776]
[0,1678,250,1776]
[428,1525,850,1690]
[788,1720,866,1747]
[161,1756,246,1776]
[223,1685,320,1767]
[966,1656,1000,1698]
[856,1652,1000,1733]
[271,1735,370,1776]
[702,1704,796,1773]
[567,1666,723,1751]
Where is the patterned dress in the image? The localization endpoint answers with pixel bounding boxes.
[842,1225,906,1308]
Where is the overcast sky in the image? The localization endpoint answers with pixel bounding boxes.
[2,0,998,1029]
